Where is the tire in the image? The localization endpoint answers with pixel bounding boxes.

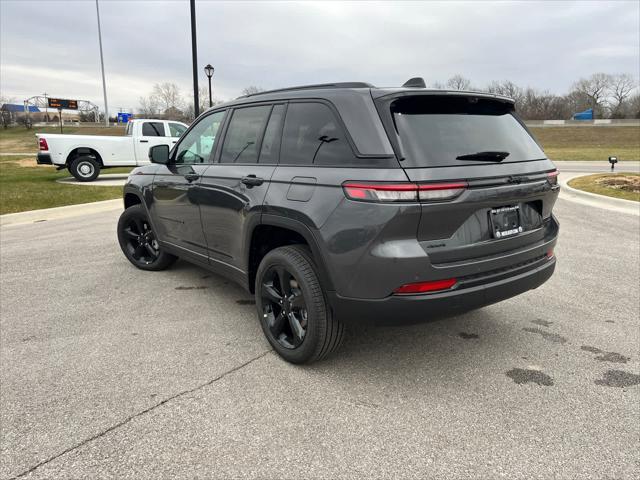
[69,156,100,182]
[117,204,177,271]
[255,245,345,364]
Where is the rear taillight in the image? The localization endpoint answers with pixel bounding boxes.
[38,138,48,151]
[342,181,467,203]
[547,249,554,259]
[393,278,457,295]
[418,182,468,201]
[547,170,559,185]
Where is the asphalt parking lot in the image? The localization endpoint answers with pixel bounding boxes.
[1,181,639,478]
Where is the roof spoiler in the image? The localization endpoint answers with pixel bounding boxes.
[402,77,427,88]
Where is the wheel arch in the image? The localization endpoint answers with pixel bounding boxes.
[247,214,335,294]
[65,147,104,167]
[124,191,143,209]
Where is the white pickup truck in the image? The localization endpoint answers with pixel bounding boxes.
[36,119,189,181]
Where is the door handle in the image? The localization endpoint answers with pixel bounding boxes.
[241,175,264,187]
[139,140,149,143]
[184,173,200,182]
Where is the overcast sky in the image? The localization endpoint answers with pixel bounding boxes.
[1,0,638,112]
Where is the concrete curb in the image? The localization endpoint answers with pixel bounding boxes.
[558,172,639,217]
[0,199,122,227]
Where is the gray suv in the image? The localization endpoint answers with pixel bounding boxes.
[118,79,559,363]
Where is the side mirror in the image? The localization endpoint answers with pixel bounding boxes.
[149,144,170,164]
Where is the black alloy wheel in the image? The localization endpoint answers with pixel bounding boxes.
[117,205,176,271]
[123,215,160,265]
[255,245,345,364]
[261,265,308,349]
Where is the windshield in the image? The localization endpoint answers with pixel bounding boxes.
[391,96,545,168]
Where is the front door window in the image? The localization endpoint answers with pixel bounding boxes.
[173,111,225,164]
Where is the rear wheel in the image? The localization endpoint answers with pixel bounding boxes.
[69,156,100,182]
[117,205,176,271]
[255,245,344,364]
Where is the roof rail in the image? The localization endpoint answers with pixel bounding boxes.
[238,82,375,98]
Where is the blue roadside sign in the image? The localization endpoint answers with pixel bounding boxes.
[117,112,132,123]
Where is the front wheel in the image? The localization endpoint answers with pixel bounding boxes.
[117,205,177,271]
[255,245,344,364]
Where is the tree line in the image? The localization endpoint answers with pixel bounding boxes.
[138,73,638,121]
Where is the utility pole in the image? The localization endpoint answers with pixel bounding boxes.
[43,92,48,122]
[190,0,199,118]
[96,0,109,127]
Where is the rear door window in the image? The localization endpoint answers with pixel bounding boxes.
[142,121,166,137]
[280,102,356,166]
[219,106,271,164]
[391,96,545,167]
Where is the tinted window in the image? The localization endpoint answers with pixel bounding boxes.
[142,122,166,137]
[391,96,545,167]
[280,103,355,166]
[168,122,187,137]
[220,106,271,164]
[258,105,285,164]
[174,111,225,164]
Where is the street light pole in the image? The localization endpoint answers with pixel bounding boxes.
[204,64,214,108]
[95,0,109,127]
[190,0,199,118]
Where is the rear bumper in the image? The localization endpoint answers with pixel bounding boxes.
[36,153,52,165]
[328,256,556,325]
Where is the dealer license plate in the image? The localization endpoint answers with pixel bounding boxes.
[490,206,522,238]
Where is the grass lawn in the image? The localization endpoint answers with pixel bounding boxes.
[568,173,639,202]
[0,125,125,153]
[530,126,640,161]
[0,124,638,215]
[0,155,123,215]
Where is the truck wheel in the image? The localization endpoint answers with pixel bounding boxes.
[255,245,345,364]
[117,205,177,271]
[69,156,100,182]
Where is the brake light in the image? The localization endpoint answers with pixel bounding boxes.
[394,278,457,295]
[38,138,48,151]
[342,182,467,203]
[547,170,559,185]
[547,249,554,259]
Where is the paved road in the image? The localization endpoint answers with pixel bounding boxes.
[554,160,639,174]
[1,194,639,479]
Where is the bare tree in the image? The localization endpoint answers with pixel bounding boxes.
[0,95,16,106]
[241,86,265,96]
[138,95,160,116]
[184,86,224,120]
[571,73,612,118]
[486,80,524,103]
[152,82,184,112]
[446,75,471,91]
[609,74,637,118]
[628,93,640,119]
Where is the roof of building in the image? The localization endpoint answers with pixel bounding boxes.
[1,104,41,113]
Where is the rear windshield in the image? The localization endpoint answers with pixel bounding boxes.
[391,96,545,168]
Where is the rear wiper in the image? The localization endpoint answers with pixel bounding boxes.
[455,151,510,162]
